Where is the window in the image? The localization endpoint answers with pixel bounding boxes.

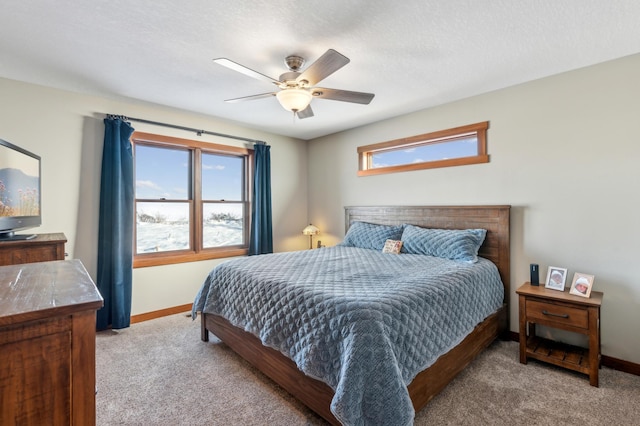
[132,132,253,267]
[357,121,489,176]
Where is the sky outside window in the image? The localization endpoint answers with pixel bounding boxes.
[372,136,477,168]
[135,145,243,201]
[201,153,243,201]
[135,145,189,200]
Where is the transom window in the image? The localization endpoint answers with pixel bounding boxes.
[132,132,252,267]
[358,121,489,176]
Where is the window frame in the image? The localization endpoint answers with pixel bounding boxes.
[357,121,489,176]
[131,132,253,268]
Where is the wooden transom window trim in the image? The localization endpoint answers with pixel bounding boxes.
[131,131,253,268]
[357,121,489,176]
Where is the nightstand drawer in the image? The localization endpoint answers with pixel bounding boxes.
[526,299,588,329]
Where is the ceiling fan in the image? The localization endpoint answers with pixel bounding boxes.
[213,49,375,119]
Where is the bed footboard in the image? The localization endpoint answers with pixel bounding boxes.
[200,305,505,424]
[202,312,339,424]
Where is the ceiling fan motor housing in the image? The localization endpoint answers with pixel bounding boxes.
[278,71,304,88]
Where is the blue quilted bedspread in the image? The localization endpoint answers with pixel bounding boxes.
[192,246,503,425]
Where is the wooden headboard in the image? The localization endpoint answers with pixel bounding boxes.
[344,205,511,300]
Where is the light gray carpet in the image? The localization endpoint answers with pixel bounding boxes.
[96,313,640,425]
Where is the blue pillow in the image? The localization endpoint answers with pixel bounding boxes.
[400,225,486,263]
[339,221,404,251]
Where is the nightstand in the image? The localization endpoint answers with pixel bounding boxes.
[516,282,603,386]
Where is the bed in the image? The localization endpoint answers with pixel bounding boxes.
[194,205,510,425]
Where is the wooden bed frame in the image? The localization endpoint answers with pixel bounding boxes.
[200,205,510,424]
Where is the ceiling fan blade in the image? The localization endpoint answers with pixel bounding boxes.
[214,58,281,85]
[296,49,350,86]
[311,88,375,104]
[296,105,314,119]
[224,92,276,103]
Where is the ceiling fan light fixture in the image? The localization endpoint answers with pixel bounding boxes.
[276,88,312,112]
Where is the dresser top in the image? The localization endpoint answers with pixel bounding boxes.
[0,232,67,246]
[0,259,103,327]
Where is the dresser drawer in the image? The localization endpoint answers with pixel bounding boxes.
[526,299,588,329]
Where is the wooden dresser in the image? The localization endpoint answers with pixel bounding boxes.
[0,233,67,265]
[0,260,103,425]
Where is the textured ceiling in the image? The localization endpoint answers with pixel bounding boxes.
[1,0,639,140]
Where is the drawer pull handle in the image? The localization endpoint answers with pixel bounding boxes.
[542,310,569,319]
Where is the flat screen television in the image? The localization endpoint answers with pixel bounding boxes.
[0,138,41,240]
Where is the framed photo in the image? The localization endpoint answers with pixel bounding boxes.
[545,266,567,291]
[569,273,595,298]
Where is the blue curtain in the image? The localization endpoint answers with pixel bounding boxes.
[96,117,135,330]
[248,143,273,255]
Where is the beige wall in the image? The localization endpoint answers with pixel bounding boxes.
[2,53,638,364]
[0,77,309,316]
[308,53,640,364]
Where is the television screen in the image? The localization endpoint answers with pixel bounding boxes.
[0,138,41,240]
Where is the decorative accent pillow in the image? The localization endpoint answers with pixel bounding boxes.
[382,239,403,254]
[400,225,487,263]
[339,221,404,251]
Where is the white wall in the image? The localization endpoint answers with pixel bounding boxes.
[0,77,309,315]
[307,54,640,364]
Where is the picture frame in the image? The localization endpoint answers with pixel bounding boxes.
[545,266,568,291]
[569,272,595,298]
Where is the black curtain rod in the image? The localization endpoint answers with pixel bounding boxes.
[105,114,267,145]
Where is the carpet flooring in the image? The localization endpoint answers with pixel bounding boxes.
[96,313,640,425]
